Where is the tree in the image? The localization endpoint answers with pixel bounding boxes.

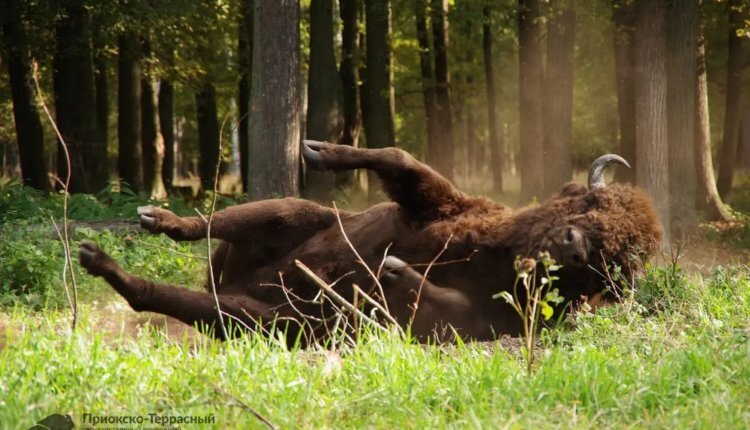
[158,79,174,194]
[666,0,698,237]
[53,0,107,193]
[694,27,732,221]
[634,0,670,243]
[362,0,396,155]
[141,37,163,196]
[0,0,48,190]
[716,0,745,199]
[238,0,253,194]
[337,0,362,187]
[518,0,544,203]
[429,0,454,180]
[483,3,504,193]
[543,0,575,199]
[305,0,344,200]
[612,0,636,183]
[249,0,301,200]
[195,82,219,193]
[415,0,437,164]
[117,30,143,191]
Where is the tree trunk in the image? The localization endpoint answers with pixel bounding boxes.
[429,0,453,180]
[141,38,162,197]
[249,0,301,200]
[337,0,362,187]
[543,1,575,199]
[666,0,698,238]
[416,0,437,167]
[238,0,253,194]
[53,1,106,193]
[716,0,744,199]
[158,80,175,194]
[634,0,670,243]
[362,0,395,153]
[305,0,344,201]
[94,44,109,185]
[1,1,48,190]
[195,82,220,194]
[117,31,142,192]
[483,4,504,193]
[694,30,732,221]
[612,0,637,183]
[518,0,545,203]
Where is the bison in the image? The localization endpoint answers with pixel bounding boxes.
[79,141,662,344]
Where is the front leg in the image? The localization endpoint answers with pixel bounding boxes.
[303,140,469,221]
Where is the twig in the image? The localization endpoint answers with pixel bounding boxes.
[295,259,387,331]
[351,283,399,327]
[409,234,453,324]
[332,202,390,313]
[32,61,78,331]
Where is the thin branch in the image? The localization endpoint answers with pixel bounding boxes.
[32,61,78,331]
[409,234,453,324]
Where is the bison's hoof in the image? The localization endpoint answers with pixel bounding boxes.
[381,256,411,284]
[137,205,159,231]
[79,241,110,277]
[302,140,334,171]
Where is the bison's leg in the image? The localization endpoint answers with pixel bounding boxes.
[79,242,304,342]
[137,197,338,246]
[303,140,468,220]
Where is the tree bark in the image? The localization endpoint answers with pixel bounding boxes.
[117,31,143,192]
[94,42,109,185]
[612,0,637,183]
[694,30,732,221]
[1,0,48,190]
[195,82,220,194]
[238,0,253,194]
[416,0,437,164]
[716,0,745,199]
[305,0,344,200]
[53,1,106,193]
[483,4,504,193]
[158,80,175,194]
[518,0,545,203]
[666,0,698,238]
[429,0,454,180]
[634,0,670,243]
[362,0,395,153]
[543,1,575,199]
[337,0,362,187]
[141,38,162,196]
[249,0,301,200]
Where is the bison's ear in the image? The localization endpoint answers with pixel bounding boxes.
[558,182,587,198]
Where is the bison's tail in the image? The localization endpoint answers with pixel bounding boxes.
[204,241,230,291]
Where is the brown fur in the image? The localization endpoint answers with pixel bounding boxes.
[79,143,662,344]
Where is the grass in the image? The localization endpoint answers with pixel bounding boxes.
[1,185,750,428]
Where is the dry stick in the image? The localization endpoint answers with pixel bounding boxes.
[409,234,453,325]
[351,283,400,327]
[32,61,78,331]
[331,202,390,313]
[295,259,387,331]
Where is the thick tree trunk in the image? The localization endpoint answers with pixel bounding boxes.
[666,0,698,238]
[362,0,395,153]
[543,1,575,199]
[694,31,732,221]
[238,0,253,194]
[716,0,744,199]
[634,0,670,243]
[117,32,143,192]
[53,2,106,193]
[429,0,453,180]
[141,38,162,196]
[158,80,174,194]
[612,0,637,183]
[337,0,362,187]
[416,0,437,162]
[249,0,301,200]
[1,1,48,190]
[94,46,109,184]
[518,0,545,203]
[195,83,220,194]
[305,0,344,201]
[483,4,504,193]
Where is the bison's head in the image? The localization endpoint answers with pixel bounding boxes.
[514,155,662,300]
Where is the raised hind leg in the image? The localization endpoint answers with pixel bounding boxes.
[79,241,306,343]
[303,140,470,221]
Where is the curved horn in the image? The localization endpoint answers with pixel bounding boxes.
[588,154,630,189]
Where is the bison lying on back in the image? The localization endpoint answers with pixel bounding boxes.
[79,141,662,344]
